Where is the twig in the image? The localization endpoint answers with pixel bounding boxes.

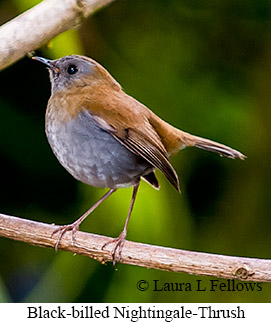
[0,0,115,70]
[0,212,270,281]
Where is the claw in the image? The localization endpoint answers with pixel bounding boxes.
[51,222,79,251]
[102,231,126,265]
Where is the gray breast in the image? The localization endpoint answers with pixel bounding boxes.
[45,109,153,188]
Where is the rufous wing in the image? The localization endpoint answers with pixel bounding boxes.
[91,114,180,192]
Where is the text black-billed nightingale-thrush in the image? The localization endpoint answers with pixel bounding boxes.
[32,55,245,264]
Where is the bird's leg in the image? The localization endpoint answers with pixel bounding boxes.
[102,182,140,265]
[52,188,117,251]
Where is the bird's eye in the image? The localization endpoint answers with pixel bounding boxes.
[67,64,78,75]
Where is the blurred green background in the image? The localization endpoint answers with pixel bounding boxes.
[0,0,271,302]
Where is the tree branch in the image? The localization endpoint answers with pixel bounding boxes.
[0,0,115,70]
[0,212,270,281]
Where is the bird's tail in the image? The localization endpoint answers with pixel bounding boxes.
[148,113,246,160]
[181,132,246,160]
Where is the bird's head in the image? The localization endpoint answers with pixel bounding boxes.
[32,55,121,94]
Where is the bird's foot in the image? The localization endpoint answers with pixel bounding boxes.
[102,231,127,265]
[51,221,80,251]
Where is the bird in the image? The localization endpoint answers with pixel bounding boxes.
[32,54,245,264]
